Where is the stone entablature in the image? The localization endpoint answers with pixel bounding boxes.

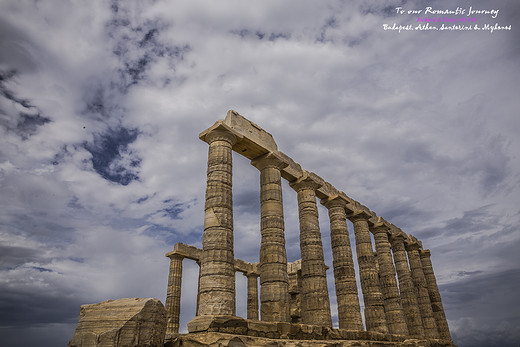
[199,111,379,222]
[166,242,258,275]
[166,110,454,346]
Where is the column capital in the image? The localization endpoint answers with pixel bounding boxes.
[166,252,184,261]
[419,249,431,258]
[389,230,408,243]
[370,217,392,235]
[200,122,242,146]
[289,171,322,192]
[244,271,259,278]
[347,209,372,222]
[205,128,238,145]
[320,195,348,209]
[251,151,288,171]
[405,240,421,252]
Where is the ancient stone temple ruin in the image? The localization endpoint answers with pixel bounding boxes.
[163,111,454,346]
[69,110,455,347]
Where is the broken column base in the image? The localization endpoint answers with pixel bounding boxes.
[177,316,455,346]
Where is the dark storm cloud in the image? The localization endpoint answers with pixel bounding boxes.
[0,69,51,139]
[142,224,182,245]
[0,244,40,269]
[107,1,190,91]
[6,213,75,244]
[471,135,511,195]
[233,190,261,215]
[0,17,39,72]
[442,268,520,347]
[375,199,435,231]
[84,86,109,118]
[16,113,51,140]
[0,288,80,327]
[230,29,291,42]
[77,0,191,133]
[360,3,402,17]
[317,17,339,43]
[420,205,498,239]
[161,200,184,220]
[136,195,151,204]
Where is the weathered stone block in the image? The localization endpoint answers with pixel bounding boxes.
[68,298,166,347]
[247,320,279,338]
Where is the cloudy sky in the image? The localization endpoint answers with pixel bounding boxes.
[0,0,519,346]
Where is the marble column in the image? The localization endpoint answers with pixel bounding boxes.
[251,153,290,322]
[197,129,237,316]
[374,251,379,273]
[246,272,260,320]
[290,175,332,327]
[165,254,183,334]
[348,210,388,334]
[420,249,453,343]
[406,241,439,339]
[371,224,408,336]
[390,233,424,338]
[322,197,363,330]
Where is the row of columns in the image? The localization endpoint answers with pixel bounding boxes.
[165,237,449,340]
[182,126,452,343]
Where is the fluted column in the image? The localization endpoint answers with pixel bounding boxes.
[374,251,379,273]
[348,210,388,333]
[371,224,408,336]
[420,249,453,343]
[390,233,424,338]
[251,153,289,322]
[406,241,439,339]
[322,197,363,330]
[246,272,259,320]
[165,254,183,334]
[197,129,237,316]
[290,175,332,327]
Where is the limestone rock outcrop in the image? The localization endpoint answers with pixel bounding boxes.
[68,298,167,347]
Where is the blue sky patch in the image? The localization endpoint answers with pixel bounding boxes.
[84,127,141,185]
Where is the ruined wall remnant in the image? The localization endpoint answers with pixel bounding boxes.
[68,298,166,347]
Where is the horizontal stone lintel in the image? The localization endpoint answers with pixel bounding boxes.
[166,242,259,275]
[166,242,202,261]
[199,110,424,252]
